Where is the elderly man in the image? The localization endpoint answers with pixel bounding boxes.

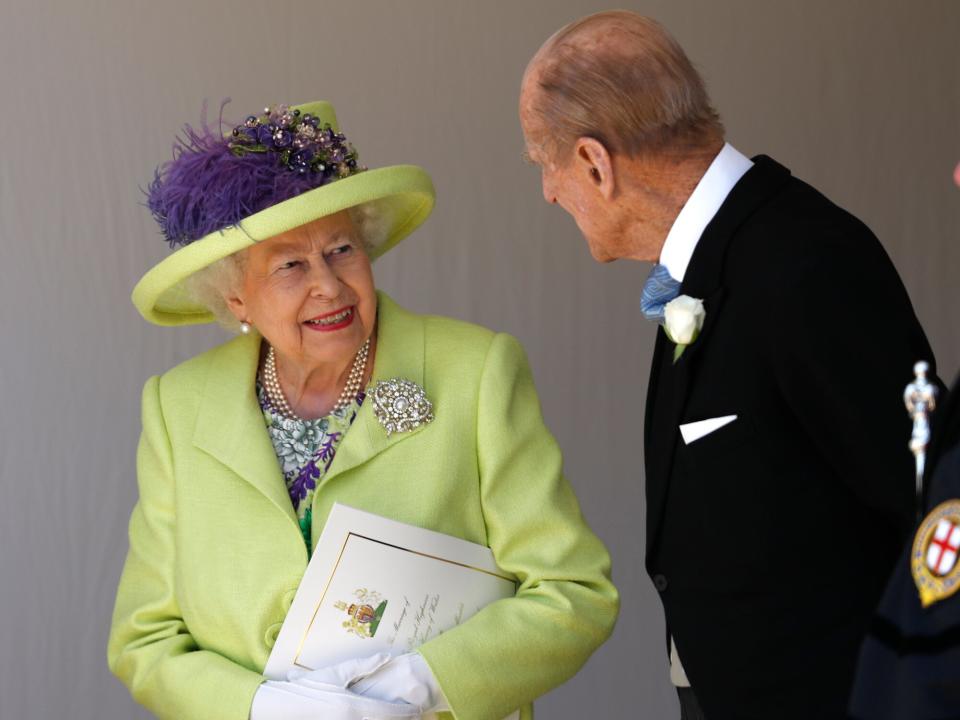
[520,11,938,720]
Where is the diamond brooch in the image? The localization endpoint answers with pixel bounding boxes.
[371,379,434,437]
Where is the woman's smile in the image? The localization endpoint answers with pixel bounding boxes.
[303,305,356,332]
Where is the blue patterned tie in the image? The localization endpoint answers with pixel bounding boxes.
[640,264,681,323]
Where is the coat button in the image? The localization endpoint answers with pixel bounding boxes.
[653,574,669,592]
[264,622,283,648]
[282,589,297,612]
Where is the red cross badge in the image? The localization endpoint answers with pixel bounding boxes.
[912,500,960,607]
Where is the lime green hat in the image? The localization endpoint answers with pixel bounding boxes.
[133,100,435,326]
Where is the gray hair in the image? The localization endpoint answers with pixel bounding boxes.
[529,11,723,158]
[186,203,385,332]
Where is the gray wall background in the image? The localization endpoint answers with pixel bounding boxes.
[1,1,958,718]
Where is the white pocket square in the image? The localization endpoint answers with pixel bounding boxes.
[679,415,738,445]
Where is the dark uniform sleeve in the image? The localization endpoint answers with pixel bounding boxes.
[850,377,960,719]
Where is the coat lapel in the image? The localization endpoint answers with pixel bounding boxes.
[645,156,792,555]
[319,291,429,487]
[192,332,300,528]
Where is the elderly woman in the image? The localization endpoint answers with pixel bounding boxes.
[107,101,618,720]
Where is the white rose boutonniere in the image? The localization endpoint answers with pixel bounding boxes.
[663,295,706,362]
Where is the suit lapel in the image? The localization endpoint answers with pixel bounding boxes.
[645,156,792,555]
[319,291,429,487]
[644,330,666,453]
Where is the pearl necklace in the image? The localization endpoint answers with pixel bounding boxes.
[262,339,370,421]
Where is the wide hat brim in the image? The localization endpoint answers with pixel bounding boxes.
[132,102,435,326]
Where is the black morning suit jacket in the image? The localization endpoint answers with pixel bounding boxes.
[644,155,937,719]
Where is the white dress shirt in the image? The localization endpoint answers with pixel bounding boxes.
[658,143,753,688]
[659,143,754,282]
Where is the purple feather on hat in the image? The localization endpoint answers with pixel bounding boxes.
[145,100,355,248]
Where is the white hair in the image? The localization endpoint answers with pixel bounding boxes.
[185,203,386,332]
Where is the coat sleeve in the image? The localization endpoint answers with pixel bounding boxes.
[417,333,620,720]
[771,230,939,538]
[107,376,264,720]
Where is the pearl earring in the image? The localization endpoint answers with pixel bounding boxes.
[240,321,251,335]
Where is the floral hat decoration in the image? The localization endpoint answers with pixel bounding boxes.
[133,100,435,326]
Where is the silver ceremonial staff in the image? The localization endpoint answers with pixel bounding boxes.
[904,360,938,520]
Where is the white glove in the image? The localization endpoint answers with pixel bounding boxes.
[250,677,420,720]
[289,652,450,714]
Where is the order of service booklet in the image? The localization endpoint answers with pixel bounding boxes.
[264,503,519,685]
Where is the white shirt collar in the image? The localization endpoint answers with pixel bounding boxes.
[658,143,754,282]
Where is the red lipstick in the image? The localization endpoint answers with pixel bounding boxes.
[303,306,355,332]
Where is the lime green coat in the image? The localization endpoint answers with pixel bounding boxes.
[108,292,619,720]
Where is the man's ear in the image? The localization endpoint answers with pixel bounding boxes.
[574,137,616,199]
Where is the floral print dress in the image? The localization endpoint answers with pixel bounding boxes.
[257,382,364,554]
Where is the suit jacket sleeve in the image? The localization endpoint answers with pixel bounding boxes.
[772,230,935,537]
[417,333,620,720]
[107,376,264,720]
